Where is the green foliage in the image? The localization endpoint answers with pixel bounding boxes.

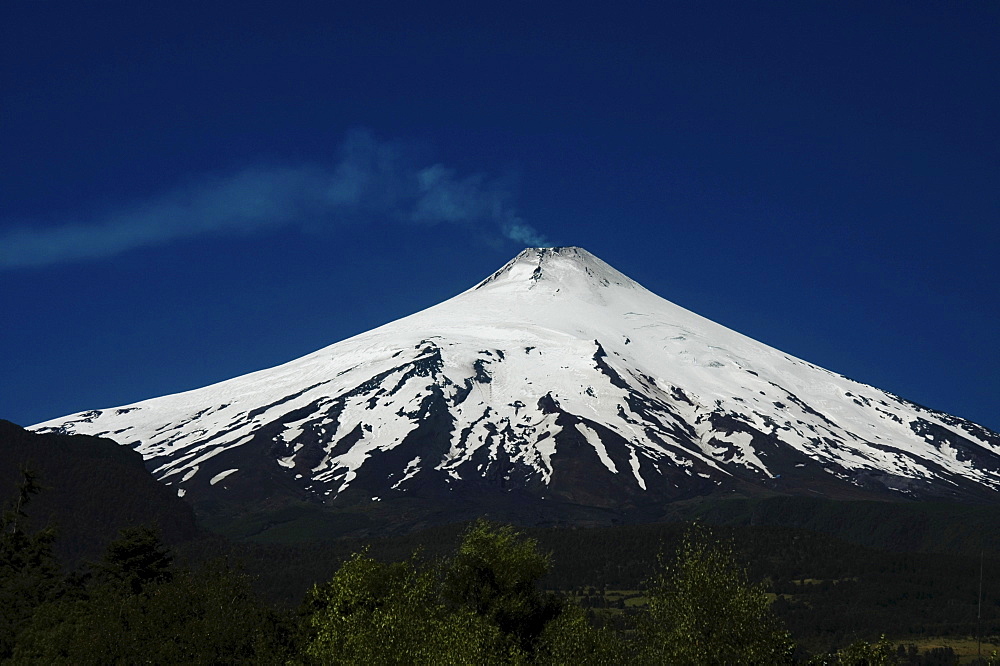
[6,480,989,665]
[301,520,620,664]
[10,524,290,663]
[92,525,173,594]
[532,603,629,664]
[443,519,564,655]
[12,560,291,664]
[637,523,794,665]
[302,550,513,664]
[0,468,61,660]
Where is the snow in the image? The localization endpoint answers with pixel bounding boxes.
[29,246,1000,496]
[392,457,422,490]
[210,469,238,485]
[628,446,647,490]
[575,422,617,474]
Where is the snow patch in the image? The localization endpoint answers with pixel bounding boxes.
[392,457,422,490]
[210,469,238,485]
[575,422,617,475]
[628,446,647,490]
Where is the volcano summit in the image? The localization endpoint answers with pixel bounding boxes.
[33,247,1000,532]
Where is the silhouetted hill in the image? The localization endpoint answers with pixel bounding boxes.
[0,420,198,567]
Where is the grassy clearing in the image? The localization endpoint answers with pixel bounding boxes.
[901,636,1000,663]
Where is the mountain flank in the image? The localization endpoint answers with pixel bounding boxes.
[29,247,1000,539]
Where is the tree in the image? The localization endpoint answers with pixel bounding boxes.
[637,523,794,665]
[533,602,628,665]
[0,468,61,659]
[442,519,564,656]
[302,519,616,663]
[302,550,512,664]
[13,558,292,663]
[92,525,173,594]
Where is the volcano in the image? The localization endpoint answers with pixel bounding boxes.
[32,247,1000,532]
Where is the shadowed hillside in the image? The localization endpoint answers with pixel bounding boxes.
[0,420,198,567]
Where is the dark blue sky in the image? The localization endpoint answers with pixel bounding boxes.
[2,1,998,431]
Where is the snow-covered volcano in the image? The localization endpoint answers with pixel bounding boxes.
[32,247,1000,521]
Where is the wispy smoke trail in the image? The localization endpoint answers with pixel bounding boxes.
[0,129,548,269]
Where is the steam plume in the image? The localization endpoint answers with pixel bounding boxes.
[0,129,547,269]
